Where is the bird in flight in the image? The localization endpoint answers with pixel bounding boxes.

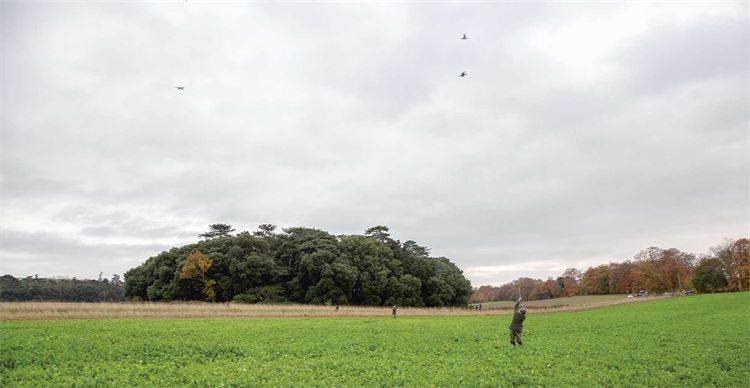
[461,34,468,40]
[175,86,184,90]
[460,72,467,77]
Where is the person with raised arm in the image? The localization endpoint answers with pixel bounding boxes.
[508,295,527,347]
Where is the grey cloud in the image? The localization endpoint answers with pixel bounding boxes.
[73,215,196,241]
[0,230,169,278]
[621,20,748,95]
[1,2,747,285]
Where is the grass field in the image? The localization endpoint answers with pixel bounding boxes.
[1,293,748,386]
[0,295,646,320]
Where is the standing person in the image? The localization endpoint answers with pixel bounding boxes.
[508,296,526,346]
[335,304,340,312]
[392,305,397,318]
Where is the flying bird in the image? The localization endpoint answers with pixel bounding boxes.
[460,72,467,77]
[175,86,184,90]
[461,34,468,40]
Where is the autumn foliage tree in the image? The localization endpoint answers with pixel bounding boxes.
[470,283,516,302]
[730,238,750,291]
[531,278,563,300]
[622,247,696,294]
[713,238,750,291]
[180,251,215,301]
[558,268,581,297]
[659,248,694,291]
[608,261,634,294]
[581,265,610,295]
[470,270,579,303]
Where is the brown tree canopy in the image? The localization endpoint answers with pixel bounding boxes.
[718,238,750,291]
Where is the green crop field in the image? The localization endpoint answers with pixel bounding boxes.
[1,293,748,387]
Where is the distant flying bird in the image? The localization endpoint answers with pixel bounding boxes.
[461,34,468,40]
[460,72,467,77]
[175,86,184,90]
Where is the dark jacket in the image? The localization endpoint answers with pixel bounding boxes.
[509,300,526,332]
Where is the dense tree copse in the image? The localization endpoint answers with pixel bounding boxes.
[124,225,473,306]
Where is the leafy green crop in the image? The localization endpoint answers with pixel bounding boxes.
[1,293,748,386]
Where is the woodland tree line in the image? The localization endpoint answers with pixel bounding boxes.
[470,238,749,302]
[0,273,124,302]
[124,225,473,306]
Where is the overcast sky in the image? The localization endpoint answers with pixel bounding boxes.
[1,1,748,286]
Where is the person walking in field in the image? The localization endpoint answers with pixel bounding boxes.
[392,305,397,318]
[509,296,526,346]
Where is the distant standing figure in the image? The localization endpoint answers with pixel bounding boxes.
[392,305,397,318]
[335,304,340,312]
[508,297,526,346]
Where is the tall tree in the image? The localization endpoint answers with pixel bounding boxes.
[514,277,539,300]
[199,224,235,240]
[607,261,632,294]
[253,224,277,238]
[532,278,563,299]
[581,265,610,295]
[364,226,392,243]
[692,257,728,293]
[180,251,215,301]
[402,240,430,258]
[727,238,750,291]
[559,268,582,296]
